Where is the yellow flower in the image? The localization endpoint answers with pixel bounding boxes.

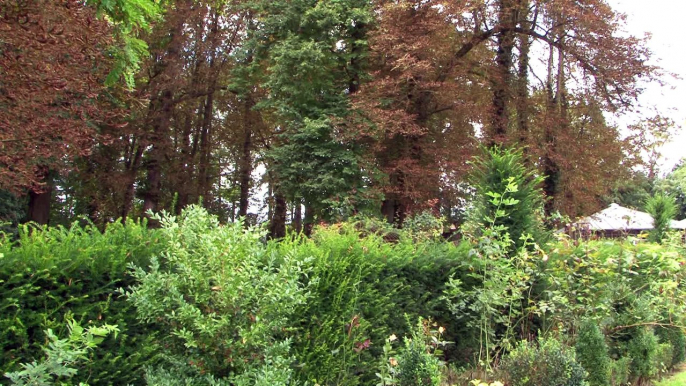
[388,334,397,342]
[438,326,445,334]
[389,357,398,366]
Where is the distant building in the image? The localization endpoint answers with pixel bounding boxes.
[566,203,686,239]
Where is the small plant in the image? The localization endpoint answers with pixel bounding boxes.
[4,319,118,386]
[502,336,586,386]
[376,318,448,386]
[575,319,611,386]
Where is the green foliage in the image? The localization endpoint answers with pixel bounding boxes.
[247,0,377,224]
[646,192,677,243]
[86,0,161,87]
[0,219,163,385]
[658,159,686,219]
[575,320,611,386]
[466,146,547,252]
[609,357,630,386]
[445,176,547,366]
[125,205,309,384]
[394,319,443,386]
[5,319,118,386]
[627,327,659,382]
[502,337,587,386]
[656,326,686,368]
[654,342,674,377]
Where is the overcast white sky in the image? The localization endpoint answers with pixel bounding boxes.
[608,0,686,174]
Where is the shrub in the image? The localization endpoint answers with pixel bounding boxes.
[125,206,309,385]
[4,319,118,386]
[656,326,686,368]
[502,337,586,386]
[654,342,674,377]
[627,327,659,383]
[646,193,677,243]
[395,319,443,386]
[575,320,611,386]
[609,357,630,386]
[465,146,547,252]
[0,219,163,385]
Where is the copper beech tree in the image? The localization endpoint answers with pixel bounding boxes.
[0,0,122,223]
[0,0,667,231]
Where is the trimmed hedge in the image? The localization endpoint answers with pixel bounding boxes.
[0,220,164,385]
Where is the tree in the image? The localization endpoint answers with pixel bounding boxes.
[245,0,377,234]
[645,192,677,243]
[466,146,546,252]
[0,0,124,224]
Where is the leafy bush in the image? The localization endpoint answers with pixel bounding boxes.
[654,342,674,377]
[575,320,611,386]
[656,326,686,368]
[125,206,309,385]
[5,319,118,386]
[627,327,659,383]
[502,337,586,386]
[395,321,443,386]
[0,219,163,385]
[609,357,630,386]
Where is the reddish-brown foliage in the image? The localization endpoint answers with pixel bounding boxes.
[0,0,120,193]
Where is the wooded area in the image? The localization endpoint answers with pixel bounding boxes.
[0,0,675,237]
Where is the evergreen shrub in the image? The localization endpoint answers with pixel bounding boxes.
[0,220,163,385]
[627,327,659,383]
[395,319,442,386]
[656,325,686,368]
[502,337,586,386]
[609,357,630,386]
[575,320,611,386]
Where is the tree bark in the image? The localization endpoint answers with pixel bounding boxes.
[268,191,287,239]
[27,167,53,225]
[238,96,254,219]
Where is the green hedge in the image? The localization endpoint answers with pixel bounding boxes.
[0,220,164,385]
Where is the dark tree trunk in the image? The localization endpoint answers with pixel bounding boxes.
[303,203,315,237]
[293,199,302,234]
[238,96,254,219]
[490,0,516,145]
[27,167,53,225]
[268,192,287,239]
[516,2,531,145]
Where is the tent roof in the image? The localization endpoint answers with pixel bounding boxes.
[575,203,685,231]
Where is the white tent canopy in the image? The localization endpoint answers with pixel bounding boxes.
[575,203,685,231]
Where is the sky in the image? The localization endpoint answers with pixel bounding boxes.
[608,0,686,175]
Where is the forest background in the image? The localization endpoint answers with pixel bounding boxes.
[2,0,685,236]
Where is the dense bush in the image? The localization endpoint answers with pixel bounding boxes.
[609,357,631,386]
[626,327,659,384]
[284,222,471,385]
[656,325,686,368]
[575,320,611,386]
[502,337,586,386]
[465,146,547,252]
[395,320,442,386]
[0,220,164,385]
[125,206,310,385]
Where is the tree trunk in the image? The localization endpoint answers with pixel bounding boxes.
[515,1,531,145]
[490,0,516,145]
[238,96,254,219]
[27,167,53,225]
[268,191,287,239]
[293,199,302,234]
